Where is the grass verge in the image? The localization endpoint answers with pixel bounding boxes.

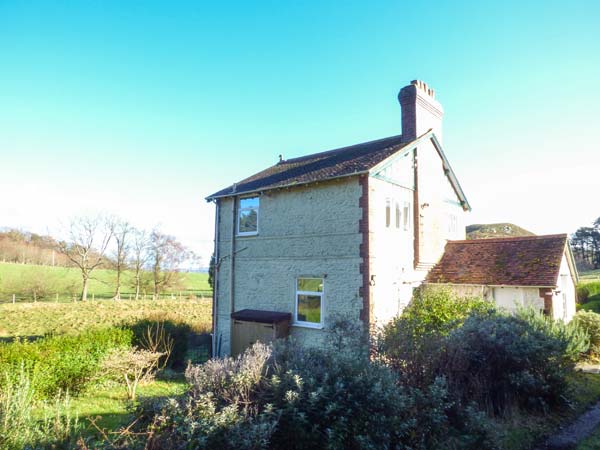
[490,371,600,450]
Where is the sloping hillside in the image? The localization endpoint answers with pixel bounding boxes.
[466,223,535,240]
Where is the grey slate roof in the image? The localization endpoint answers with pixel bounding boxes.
[206,134,409,200]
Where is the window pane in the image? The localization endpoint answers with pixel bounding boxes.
[239,209,258,233]
[403,203,410,230]
[240,197,259,209]
[297,294,321,323]
[298,278,323,292]
[395,202,400,228]
[386,200,391,227]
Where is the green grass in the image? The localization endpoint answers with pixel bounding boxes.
[580,270,600,283]
[577,280,600,313]
[490,372,600,450]
[0,298,212,338]
[0,262,211,303]
[34,378,188,437]
[578,425,600,449]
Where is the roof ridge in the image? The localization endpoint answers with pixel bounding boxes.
[279,134,404,165]
[449,234,568,245]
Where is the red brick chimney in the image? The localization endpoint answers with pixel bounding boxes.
[398,80,444,143]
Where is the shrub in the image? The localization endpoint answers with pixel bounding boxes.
[186,342,271,407]
[578,284,591,304]
[399,285,492,338]
[0,327,133,398]
[439,311,581,414]
[132,321,491,450]
[573,310,600,358]
[128,319,192,369]
[101,348,164,400]
[378,286,492,387]
[0,367,80,449]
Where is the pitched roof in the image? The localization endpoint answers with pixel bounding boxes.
[426,234,569,287]
[206,134,410,200]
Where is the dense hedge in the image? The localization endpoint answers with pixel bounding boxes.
[111,322,491,450]
[380,288,589,414]
[0,327,133,398]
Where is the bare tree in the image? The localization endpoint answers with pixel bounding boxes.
[149,230,188,299]
[112,219,132,301]
[57,215,114,301]
[130,228,151,300]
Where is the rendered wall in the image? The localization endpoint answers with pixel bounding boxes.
[213,178,363,356]
[416,138,467,269]
[553,254,577,322]
[368,150,415,323]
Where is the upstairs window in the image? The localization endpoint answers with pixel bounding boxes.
[448,214,458,233]
[238,196,259,235]
[395,201,401,228]
[295,277,324,327]
[385,199,391,228]
[403,202,411,231]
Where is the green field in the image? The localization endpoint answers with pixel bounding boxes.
[580,269,600,283]
[0,295,212,439]
[0,262,211,303]
[0,298,212,338]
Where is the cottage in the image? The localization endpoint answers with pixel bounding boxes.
[206,80,472,356]
[206,80,577,357]
[425,234,578,321]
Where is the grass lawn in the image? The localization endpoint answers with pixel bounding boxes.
[580,270,600,283]
[0,262,211,303]
[0,298,212,338]
[35,378,188,438]
[578,425,600,449]
[490,372,600,450]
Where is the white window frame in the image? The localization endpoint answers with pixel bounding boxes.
[294,277,324,329]
[237,196,259,236]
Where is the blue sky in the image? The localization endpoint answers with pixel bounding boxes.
[1,0,599,264]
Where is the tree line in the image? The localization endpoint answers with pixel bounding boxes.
[1,215,197,302]
[571,217,600,270]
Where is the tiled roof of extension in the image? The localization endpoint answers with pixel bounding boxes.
[206,134,409,199]
[426,234,569,287]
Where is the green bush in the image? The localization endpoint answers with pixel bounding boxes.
[0,367,80,450]
[394,285,492,338]
[128,318,193,369]
[0,327,133,398]
[439,311,582,414]
[573,310,600,358]
[129,321,491,450]
[578,285,591,304]
[378,286,493,387]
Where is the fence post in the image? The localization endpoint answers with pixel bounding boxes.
[12,294,15,304]
[56,293,59,303]
[92,293,95,302]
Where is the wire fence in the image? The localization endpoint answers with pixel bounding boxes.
[0,290,213,305]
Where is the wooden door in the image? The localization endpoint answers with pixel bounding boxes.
[231,320,275,357]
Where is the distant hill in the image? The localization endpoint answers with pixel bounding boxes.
[466,223,535,240]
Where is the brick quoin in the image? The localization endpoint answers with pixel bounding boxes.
[358,175,370,325]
